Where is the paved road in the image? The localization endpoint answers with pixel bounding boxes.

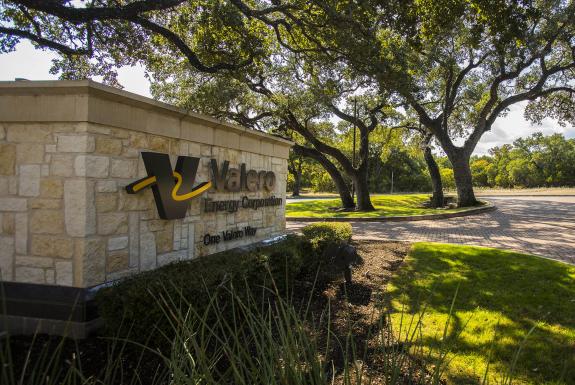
[287,196,575,264]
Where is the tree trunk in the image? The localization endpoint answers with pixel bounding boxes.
[321,160,354,209]
[423,145,444,208]
[293,145,355,209]
[354,167,375,211]
[292,169,301,197]
[353,123,374,211]
[449,151,478,207]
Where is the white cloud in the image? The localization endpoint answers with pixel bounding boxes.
[474,102,575,155]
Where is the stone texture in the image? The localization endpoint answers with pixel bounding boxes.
[128,212,139,267]
[180,224,188,249]
[19,165,41,197]
[144,219,170,232]
[187,224,195,259]
[157,250,187,267]
[110,159,137,178]
[108,236,128,251]
[75,155,109,178]
[0,197,27,211]
[96,193,117,213]
[0,84,290,289]
[31,235,74,258]
[0,178,8,196]
[97,213,128,235]
[173,221,181,250]
[30,198,61,209]
[30,210,64,234]
[57,134,95,153]
[8,177,17,195]
[129,132,148,148]
[16,256,53,268]
[15,266,45,284]
[64,179,96,237]
[118,193,149,211]
[95,137,122,155]
[155,229,173,254]
[7,125,52,143]
[14,213,27,254]
[140,232,156,271]
[0,236,14,280]
[40,179,63,198]
[96,180,117,193]
[45,269,55,284]
[50,154,75,177]
[0,143,16,175]
[16,143,45,164]
[2,213,14,234]
[55,261,73,286]
[76,238,106,287]
[148,136,170,152]
[107,250,129,273]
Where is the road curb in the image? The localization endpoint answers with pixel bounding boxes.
[286,201,497,223]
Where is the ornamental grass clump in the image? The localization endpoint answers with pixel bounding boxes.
[2,275,530,385]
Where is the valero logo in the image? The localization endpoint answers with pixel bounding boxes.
[126,152,211,219]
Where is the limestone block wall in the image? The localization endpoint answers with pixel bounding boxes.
[0,80,291,289]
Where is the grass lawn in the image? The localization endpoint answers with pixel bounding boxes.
[387,243,575,385]
[286,194,472,218]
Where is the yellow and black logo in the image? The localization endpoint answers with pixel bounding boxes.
[126,152,210,219]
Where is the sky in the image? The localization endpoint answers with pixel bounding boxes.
[2,41,574,156]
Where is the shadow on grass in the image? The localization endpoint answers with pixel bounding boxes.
[386,243,575,384]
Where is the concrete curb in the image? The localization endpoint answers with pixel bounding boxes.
[286,201,497,223]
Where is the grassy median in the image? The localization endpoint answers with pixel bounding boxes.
[387,243,575,385]
[286,194,472,218]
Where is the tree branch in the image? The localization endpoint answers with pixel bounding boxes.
[10,0,188,23]
[133,17,254,73]
[0,25,89,55]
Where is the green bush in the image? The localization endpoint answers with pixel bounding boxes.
[301,222,352,251]
[95,227,352,349]
[96,235,305,349]
[300,222,353,278]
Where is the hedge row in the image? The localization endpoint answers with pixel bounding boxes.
[95,222,352,348]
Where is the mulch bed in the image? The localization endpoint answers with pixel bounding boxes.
[3,240,439,384]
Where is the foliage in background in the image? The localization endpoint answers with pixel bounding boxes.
[439,133,575,188]
[291,129,436,194]
[291,131,575,194]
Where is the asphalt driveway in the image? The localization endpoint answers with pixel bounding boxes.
[287,196,575,264]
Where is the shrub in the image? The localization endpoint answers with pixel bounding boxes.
[95,235,305,349]
[95,228,353,349]
[301,222,352,251]
[300,222,353,279]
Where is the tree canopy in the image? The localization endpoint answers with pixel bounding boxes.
[2,0,574,207]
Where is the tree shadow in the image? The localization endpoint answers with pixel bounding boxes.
[336,282,372,306]
[386,243,575,384]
